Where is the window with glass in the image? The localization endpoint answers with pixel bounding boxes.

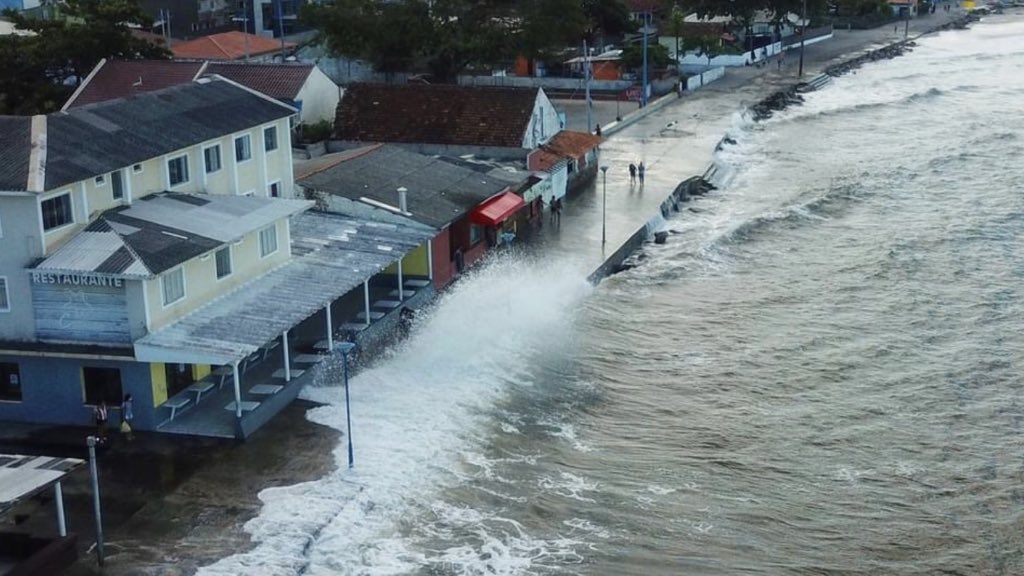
[0,362,21,402]
[268,182,281,198]
[215,247,232,279]
[264,126,278,151]
[470,224,483,245]
[235,134,252,162]
[259,225,277,257]
[82,366,122,405]
[41,193,73,230]
[168,155,189,187]
[0,277,8,312]
[204,145,222,173]
[161,267,185,305]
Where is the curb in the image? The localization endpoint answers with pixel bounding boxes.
[601,90,682,137]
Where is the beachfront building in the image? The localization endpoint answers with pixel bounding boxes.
[63,59,341,126]
[0,77,433,438]
[296,144,529,289]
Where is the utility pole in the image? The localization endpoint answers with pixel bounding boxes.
[276,0,286,59]
[641,11,649,107]
[904,5,910,37]
[584,39,592,134]
[798,0,808,76]
[87,437,104,567]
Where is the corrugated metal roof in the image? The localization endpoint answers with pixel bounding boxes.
[0,454,84,517]
[134,209,434,365]
[34,192,311,278]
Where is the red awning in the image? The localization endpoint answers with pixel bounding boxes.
[471,192,525,226]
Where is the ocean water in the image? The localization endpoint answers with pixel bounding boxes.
[199,14,1024,576]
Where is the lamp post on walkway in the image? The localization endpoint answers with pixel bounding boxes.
[86,436,104,566]
[600,166,609,246]
[337,342,357,468]
[798,0,808,76]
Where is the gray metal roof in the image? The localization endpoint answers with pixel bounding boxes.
[133,209,434,366]
[34,192,311,278]
[0,116,31,191]
[0,454,84,517]
[297,145,511,228]
[0,78,295,193]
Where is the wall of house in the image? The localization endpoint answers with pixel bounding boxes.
[522,90,561,149]
[383,244,430,279]
[327,140,529,162]
[0,354,154,429]
[39,117,295,256]
[431,229,452,289]
[144,219,291,331]
[296,67,341,125]
[0,194,43,341]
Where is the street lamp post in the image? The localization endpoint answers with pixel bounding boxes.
[798,0,808,76]
[641,11,649,107]
[337,342,357,468]
[600,166,609,246]
[86,436,104,566]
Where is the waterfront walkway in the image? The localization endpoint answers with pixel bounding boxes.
[543,8,967,279]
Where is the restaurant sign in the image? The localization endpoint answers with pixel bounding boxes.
[31,272,124,288]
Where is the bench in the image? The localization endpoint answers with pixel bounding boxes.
[271,368,305,380]
[388,289,415,300]
[211,365,234,388]
[224,400,260,412]
[249,384,284,396]
[259,340,280,360]
[340,322,367,332]
[372,299,402,310]
[185,380,216,403]
[163,396,191,421]
[293,354,323,364]
[356,310,385,321]
[404,278,432,289]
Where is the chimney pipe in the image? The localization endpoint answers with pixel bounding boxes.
[397,187,408,213]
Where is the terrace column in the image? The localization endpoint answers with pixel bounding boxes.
[54,481,67,537]
[282,330,291,382]
[397,259,404,300]
[232,360,242,419]
[326,304,334,352]
[363,280,371,327]
[427,239,433,281]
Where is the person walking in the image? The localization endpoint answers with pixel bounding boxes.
[94,400,109,443]
[638,162,646,186]
[554,197,562,225]
[549,195,558,223]
[120,394,134,441]
[628,163,637,184]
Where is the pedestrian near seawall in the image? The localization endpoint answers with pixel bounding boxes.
[94,401,109,443]
[121,394,134,441]
[629,163,637,184]
[638,162,646,186]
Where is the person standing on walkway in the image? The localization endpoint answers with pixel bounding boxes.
[638,162,646,186]
[629,163,637,184]
[120,394,134,441]
[94,400,109,443]
[550,195,558,223]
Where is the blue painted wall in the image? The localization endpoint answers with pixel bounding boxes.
[0,355,157,431]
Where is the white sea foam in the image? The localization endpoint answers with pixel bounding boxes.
[197,256,591,575]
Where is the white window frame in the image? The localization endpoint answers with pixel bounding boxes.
[133,163,143,174]
[267,180,282,198]
[263,125,278,152]
[40,191,75,233]
[204,143,222,174]
[94,174,106,186]
[0,276,9,313]
[167,154,190,188]
[160,267,186,307]
[234,134,252,163]
[214,246,233,280]
[259,225,278,258]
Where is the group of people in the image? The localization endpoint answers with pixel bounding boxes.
[93,393,134,443]
[628,162,646,186]
[549,195,563,224]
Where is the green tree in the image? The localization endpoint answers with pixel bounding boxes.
[619,42,673,71]
[583,0,638,44]
[666,4,686,61]
[1,0,168,114]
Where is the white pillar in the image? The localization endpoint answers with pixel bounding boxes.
[397,259,404,300]
[232,360,242,419]
[427,239,433,281]
[363,280,371,327]
[326,304,334,352]
[282,330,291,382]
[54,481,67,537]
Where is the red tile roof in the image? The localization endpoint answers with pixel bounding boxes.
[528,148,566,173]
[541,131,603,161]
[206,62,314,100]
[171,31,294,61]
[335,83,541,149]
[64,59,205,109]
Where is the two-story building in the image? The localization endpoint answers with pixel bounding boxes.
[0,77,434,437]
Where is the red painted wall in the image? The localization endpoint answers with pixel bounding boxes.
[432,228,453,290]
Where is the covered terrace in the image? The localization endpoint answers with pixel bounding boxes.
[134,209,435,439]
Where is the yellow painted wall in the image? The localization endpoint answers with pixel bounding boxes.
[402,245,430,276]
[145,220,291,330]
[150,363,168,406]
[192,364,211,380]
